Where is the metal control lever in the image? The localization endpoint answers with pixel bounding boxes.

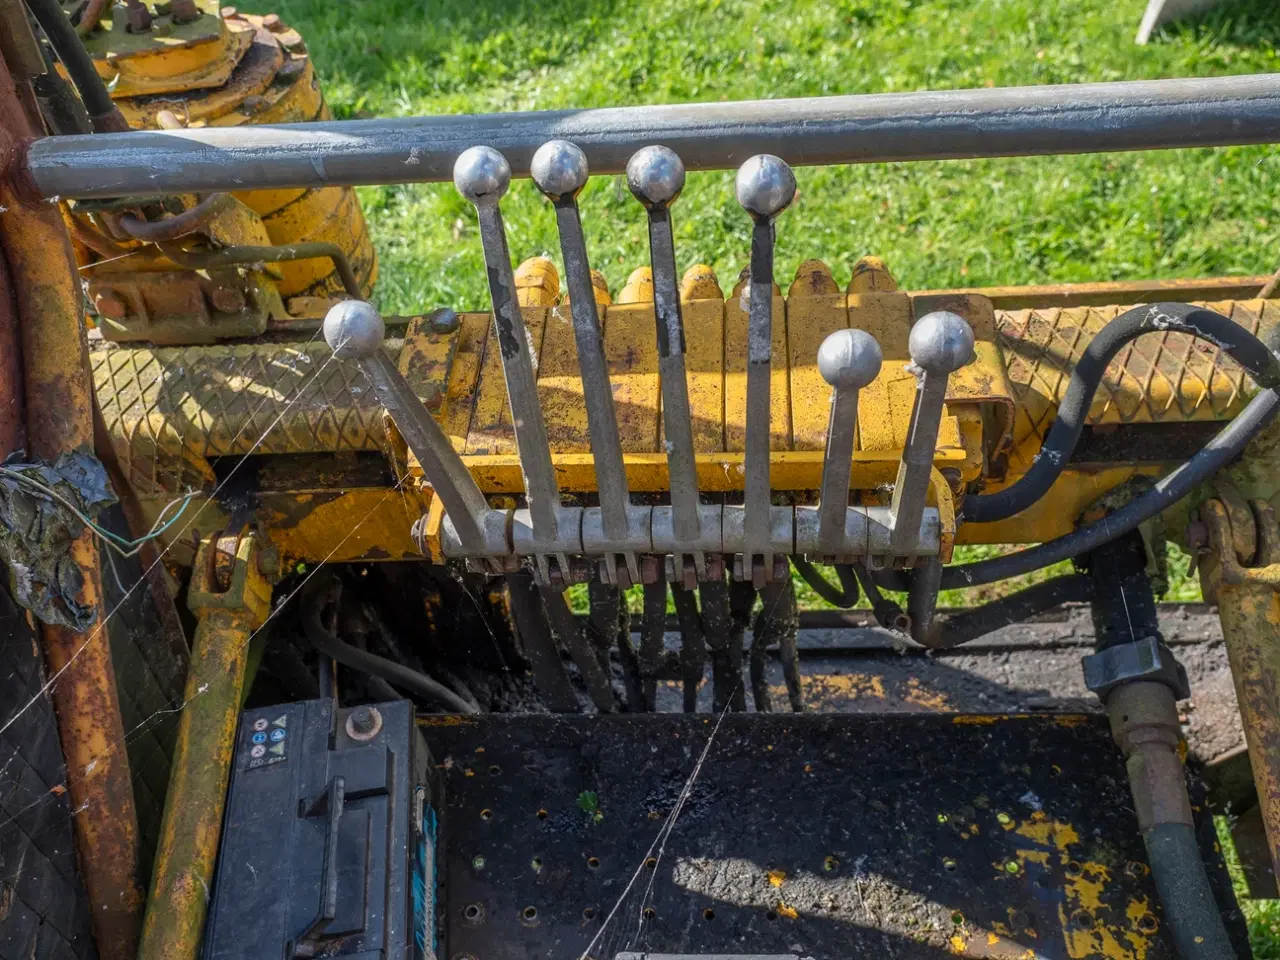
[736,155,797,586]
[888,310,975,557]
[532,140,648,586]
[627,146,714,585]
[323,301,508,562]
[455,146,579,583]
[815,328,883,558]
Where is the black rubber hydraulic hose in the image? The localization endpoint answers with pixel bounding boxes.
[964,303,1280,524]
[919,574,1094,649]
[946,386,1280,587]
[23,0,128,132]
[871,384,1280,593]
[301,580,482,715]
[791,558,860,608]
[1146,823,1237,958]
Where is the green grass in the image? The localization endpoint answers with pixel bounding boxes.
[237,0,1280,315]
[231,0,1279,943]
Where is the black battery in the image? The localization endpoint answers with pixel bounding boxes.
[202,698,441,960]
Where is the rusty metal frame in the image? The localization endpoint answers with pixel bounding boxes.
[0,52,143,960]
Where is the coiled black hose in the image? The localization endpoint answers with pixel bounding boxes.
[964,303,1280,524]
[791,558,860,608]
[942,386,1280,588]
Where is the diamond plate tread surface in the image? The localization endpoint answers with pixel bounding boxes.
[998,298,1279,472]
[91,339,400,495]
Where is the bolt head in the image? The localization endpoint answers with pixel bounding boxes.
[345,705,382,740]
[170,0,199,23]
[818,328,882,390]
[626,145,685,209]
[453,146,511,205]
[428,306,459,334]
[531,140,588,202]
[908,311,975,375]
[125,1,154,32]
[324,299,384,359]
[735,154,796,221]
[210,287,246,313]
[93,291,128,321]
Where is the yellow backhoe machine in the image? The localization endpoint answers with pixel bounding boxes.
[3,1,1280,958]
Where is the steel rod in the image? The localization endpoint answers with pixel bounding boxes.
[532,140,639,585]
[737,155,796,584]
[629,146,704,580]
[25,74,1280,199]
[454,147,563,561]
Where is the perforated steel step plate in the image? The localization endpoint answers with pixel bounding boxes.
[419,713,1246,960]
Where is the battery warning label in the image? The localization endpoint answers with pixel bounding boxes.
[246,714,289,769]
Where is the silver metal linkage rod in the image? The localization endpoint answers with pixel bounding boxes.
[815,328,882,558]
[454,146,574,583]
[888,311,974,557]
[322,300,508,561]
[628,145,705,584]
[736,155,796,586]
[531,140,646,586]
[26,74,1280,199]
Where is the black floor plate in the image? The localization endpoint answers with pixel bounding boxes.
[420,713,1247,960]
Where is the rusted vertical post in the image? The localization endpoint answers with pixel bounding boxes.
[0,248,26,458]
[0,59,144,960]
[1202,497,1280,884]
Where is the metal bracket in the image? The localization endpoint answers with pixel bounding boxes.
[187,531,272,624]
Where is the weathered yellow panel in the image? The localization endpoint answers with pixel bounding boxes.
[464,307,550,456]
[674,297,726,454]
[442,313,490,452]
[602,303,661,453]
[537,305,591,453]
[787,262,849,451]
[725,291,791,452]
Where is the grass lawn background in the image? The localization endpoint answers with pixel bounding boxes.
[232,0,1280,948]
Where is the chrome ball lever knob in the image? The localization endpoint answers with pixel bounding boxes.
[735,154,796,222]
[626,145,686,209]
[531,140,589,201]
[453,145,511,204]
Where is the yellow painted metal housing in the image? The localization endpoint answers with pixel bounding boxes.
[70,4,375,320]
[88,253,1279,567]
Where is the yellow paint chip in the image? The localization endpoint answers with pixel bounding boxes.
[776,903,798,919]
[767,869,786,887]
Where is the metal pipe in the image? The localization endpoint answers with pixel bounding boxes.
[117,193,233,243]
[0,62,143,960]
[25,74,1280,200]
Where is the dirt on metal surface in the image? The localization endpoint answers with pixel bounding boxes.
[425,713,1247,959]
